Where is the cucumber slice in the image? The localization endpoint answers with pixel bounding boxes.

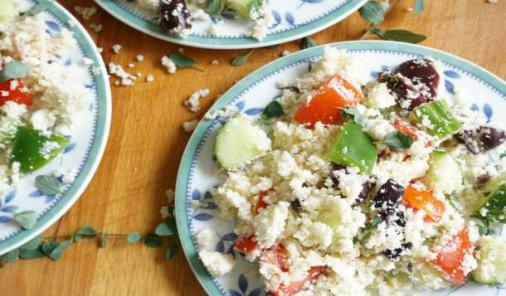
[0,0,17,23]
[426,150,462,194]
[225,0,264,19]
[472,236,506,285]
[215,115,271,170]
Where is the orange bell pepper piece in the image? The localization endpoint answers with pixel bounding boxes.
[294,74,361,127]
[403,184,445,222]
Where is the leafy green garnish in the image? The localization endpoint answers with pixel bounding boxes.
[0,61,29,83]
[73,226,98,241]
[155,220,176,237]
[35,175,62,196]
[300,37,317,49]
[261,101,284,120]
[342,108,368,128]
[359,0,385,24]
[169,52,195,69]
[166,243,179,260]
[371,28,427,44]
[473,185,506,223]
[127,231,142,244]
[360,217,382,243]
[231,50,254,67]
[143,233,163,248]
[13,211,37,230]
[384,131,414,151]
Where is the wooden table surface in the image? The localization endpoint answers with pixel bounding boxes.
[1,0,505,295]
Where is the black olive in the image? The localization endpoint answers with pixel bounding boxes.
[355,180,375,204]
[382,242,412,261]
[397,59,440,98]
[160,0,192,35]
[455,130,481,154]
[373,179,405,212]
[290,199,302,214]
[378,72,430,110]
[479,126,506,150]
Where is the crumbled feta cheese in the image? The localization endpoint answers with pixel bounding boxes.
[90,23,102,33]
[161,55,177,74]
[184,88,210,112]
[145,74,154,82]
[108,62,137,86]
[195,228,219,251]
[74,6,97,20]
[136,55,145,62]
[182,119,199,133]
[112,44,122,54]
[199,250,235,277]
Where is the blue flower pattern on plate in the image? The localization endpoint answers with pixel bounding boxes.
[229,274,263,296]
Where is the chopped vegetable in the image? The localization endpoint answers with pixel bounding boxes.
[432,227,473,285]
[474,183,506,223]
[234,235,258,253]
[261,245,288,272]
[254,190,270,214]
[412,100,461,139]
[426,151,462,195]
[326,121,377,173]
[271,266,326,296]
[472,236,506,285]
[225,0,265,19]
[10,126,68,173]
[215,116,271,169]
[0,79,32,106]
[393,120,418,141]
[403,183,445,222]
[384,131,414,151]
[0,0,17,23]
[295,74,361,127]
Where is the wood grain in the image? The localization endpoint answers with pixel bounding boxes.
[1,0,505,295]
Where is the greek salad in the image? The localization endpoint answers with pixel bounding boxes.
[136,0,274,40]
[0,0,90,196]
[197,48,506,295]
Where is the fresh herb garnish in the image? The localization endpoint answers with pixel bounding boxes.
[13,211,37,230]
[472,185,506,223]
[0,61,28,83]
[371,28,427,44]
[358,0,427,44]
[231,50,254,67]
[35,175,62,196]
[384,131,414,151]
[261,101,284,120]
[169,52,196,69]
[342,108,368,128]
[300,37,317,49]
[155,219,176,236]
[360,217,382,243]
[127,231,142,244]
[359,0,385,24]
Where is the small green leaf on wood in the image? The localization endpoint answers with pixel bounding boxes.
[169,52,195,68]
[359,1,385,24]
[155,221,175,237]
[19,248,45,260]
[127,231,142,244]
[42,240,71,261]
[414,0,425,14]
[384,131,414,151]
[231,50,254,67]
[73,225,98,241]
[300,37,317,49]
[20,235,43,250]
[0,249,19,265]
[0,61,29,83]
[371,28,427,44]
[13,211,37,230]
[143,233,163,248]
[166,243,179,260]
[35,175,62,196]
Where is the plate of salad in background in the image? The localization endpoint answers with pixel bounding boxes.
[176,40,506,295]
[95,0,368,49]
[0,0,111,255]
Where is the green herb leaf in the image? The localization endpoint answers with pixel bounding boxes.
[342,108,368,127]
[169,53,195,68]
[207,0,225,15]
[73,225,98,242]
[20,235,43,250]
[300,37,317,49]
[13,211,37,230]
[127,231,142,244]
[155,221,176,237]
[42,240,71,261]
[384,131,414,151]
[414,0,425,14]
[371,28,427,44]
[231,50,253,67]
[35,175,62,196]
[0,249,19,265]
[359,1,385,24]
[359,217,382,243]
[19,248,45,260]
[261,101,284,120]
[166,243,179,260]
[500,151,506,158]
[143,233,163,248]
[0,61,29,83]
[474,185,506,223]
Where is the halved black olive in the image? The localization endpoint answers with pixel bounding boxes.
[160,0,192,34]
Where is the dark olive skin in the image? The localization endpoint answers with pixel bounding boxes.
[479,126,506,150]
[372,179,405,213]
[456,126,506,153]
[160,0,192,34]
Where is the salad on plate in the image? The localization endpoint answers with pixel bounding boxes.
[195,47,506,295]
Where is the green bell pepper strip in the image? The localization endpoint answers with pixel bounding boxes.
[411,100,461,139]
[10,126,68,173]
[326,121,378,173]
[474,183,506,223]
